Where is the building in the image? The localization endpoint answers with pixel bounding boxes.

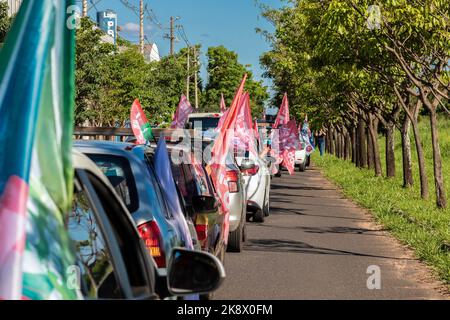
[143,43,160,63]
[2,0,22,17]
[97,10,118,44]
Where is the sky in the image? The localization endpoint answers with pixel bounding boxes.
[77,0,286,95]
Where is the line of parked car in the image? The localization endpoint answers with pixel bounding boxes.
[62,111,311,300]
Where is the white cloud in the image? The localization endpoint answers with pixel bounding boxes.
[120,22,153,34]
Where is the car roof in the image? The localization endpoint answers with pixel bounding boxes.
[188,112,222,118]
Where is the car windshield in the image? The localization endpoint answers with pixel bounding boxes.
[189,117,220,131]
[87,154,139,213]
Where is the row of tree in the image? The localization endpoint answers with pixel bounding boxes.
[260,0,449,208]
[75,17,268,127]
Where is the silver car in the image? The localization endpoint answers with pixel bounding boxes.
[236,151,271,223]
[189,112,248,253]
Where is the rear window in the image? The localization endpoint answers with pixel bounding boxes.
[87,154,139,213]
[189,117,220,131]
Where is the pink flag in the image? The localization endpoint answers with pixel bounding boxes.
[273,93,289,129]
[0,176,29,300]
[210,74,247,243]
[233,92,258,157]
[171,94,194,129]
[279,120,299,175]
[220,93,227,113]
[130,99,151,144]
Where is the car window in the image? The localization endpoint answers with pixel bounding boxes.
[86,172,155,299]
[144,155,173,219]
[87,154,139,214]
[69,187,122,299]
[171,163,189,198]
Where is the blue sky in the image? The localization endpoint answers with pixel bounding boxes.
[77,0,285,94]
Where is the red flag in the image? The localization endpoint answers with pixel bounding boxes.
[220,93,227,113]
[273,93,289,129]
[171,94,194,129]
[130,99,154,144]
[210,74,247,243]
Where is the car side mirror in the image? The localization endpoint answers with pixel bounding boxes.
[239,158,256,171]
[167,248,225,296]
[192,195,218,214]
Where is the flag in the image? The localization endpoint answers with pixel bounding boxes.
[220,93,227,113]
[279,120,299,175]
[131,99,154,144]
[171,94,194,129]
[273,93,289,129]
[154,138,194,250]
[233,92,258,157]
[210,74,247,243]
[0,0,78,300]
[301,118,315,155]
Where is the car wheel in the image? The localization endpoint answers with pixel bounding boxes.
[299,163,306,172]
[227,222,243,252]
[263,198,270,217]
[253,209,265,223]
[242,222,247,242]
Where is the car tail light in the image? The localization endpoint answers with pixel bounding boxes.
[195,224,208,242]
[242,165,259,176]
[138,221,166,268]
[226,170,239,193]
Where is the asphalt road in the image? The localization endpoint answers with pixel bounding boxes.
[215,166,446,300]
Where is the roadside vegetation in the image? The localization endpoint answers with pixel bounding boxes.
[313,116,450,285]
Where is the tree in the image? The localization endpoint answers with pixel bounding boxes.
[204,46,268,115]
[0,1,12,45]
[260,0,449,208]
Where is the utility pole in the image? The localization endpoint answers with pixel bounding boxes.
[140,0,145,55]
[193,46,199,109]
[82,0,88,17]
[170,16,175,55]
[186,47,190,101]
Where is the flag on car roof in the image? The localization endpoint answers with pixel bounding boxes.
[131,99,154,144]
[0,0,78,300]
[170,94,194,129]
[210,74,247,243]
[273,93,290,129]
[220,93,227,113]
[279,120,299,175]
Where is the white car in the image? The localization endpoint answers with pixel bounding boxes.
[295,139,308,172]
[236,150,272,223]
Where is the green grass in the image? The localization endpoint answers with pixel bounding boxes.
[313,116,450,285]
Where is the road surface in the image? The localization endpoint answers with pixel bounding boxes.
[216,166,446,300]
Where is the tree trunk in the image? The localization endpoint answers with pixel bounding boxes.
[411,118,429,200]
[330,126,336,156]
[367,126,374,169]
[351,126,357,164]
[357,118,367,168]
[429,109,447,208]
[344,127,350,161]
[385,121,396,178]
[368,116,382,177]
[401,116,413,188]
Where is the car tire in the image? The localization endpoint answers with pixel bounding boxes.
[299,163,306,172]
[227,222,243,252]
[263,198,270,217]
[253,209,265,223]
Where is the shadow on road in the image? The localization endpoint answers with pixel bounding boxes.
[243,238,412,261]
[271,184,335,191]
